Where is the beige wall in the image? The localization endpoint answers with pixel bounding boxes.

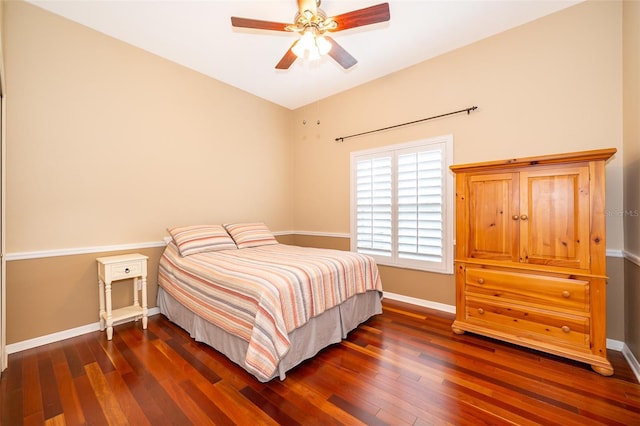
[4,0,634,348]
[623,0,640,360]
[5,1,293,253]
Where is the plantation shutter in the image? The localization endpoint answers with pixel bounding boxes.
[355,156,392,257]
[397,148,443,263]
[351,135,453,274]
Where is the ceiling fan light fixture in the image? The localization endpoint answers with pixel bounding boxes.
[292,29,330,60]
[292,30,315,57]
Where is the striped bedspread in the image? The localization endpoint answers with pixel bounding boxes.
[158,242,382,381]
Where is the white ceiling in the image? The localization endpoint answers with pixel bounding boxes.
[27,0,582,110]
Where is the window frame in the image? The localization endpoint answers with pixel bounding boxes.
[349,134,454,274]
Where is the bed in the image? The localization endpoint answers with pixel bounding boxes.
[157,223,383,382]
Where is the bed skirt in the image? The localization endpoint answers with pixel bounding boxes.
[157,287,383,382]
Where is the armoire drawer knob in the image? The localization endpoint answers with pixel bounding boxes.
[561,291,570,298]
[477,278,484,284]
[477,308,484,315]
[561,325,571,333]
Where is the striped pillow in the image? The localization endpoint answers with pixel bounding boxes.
[224,222,279,249]
[167,225,237,256]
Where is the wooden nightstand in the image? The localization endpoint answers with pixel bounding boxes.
[96,253,148,340]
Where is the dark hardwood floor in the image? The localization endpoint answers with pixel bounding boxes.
[2,299,640,425]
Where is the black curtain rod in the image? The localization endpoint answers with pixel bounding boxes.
[334,105,478,142]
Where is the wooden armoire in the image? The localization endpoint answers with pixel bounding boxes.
[450,148,616,376]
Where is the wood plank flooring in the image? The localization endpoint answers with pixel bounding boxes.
[2,299,640,425]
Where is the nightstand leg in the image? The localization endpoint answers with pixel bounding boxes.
[133,277,139,307]
[141,276,148,329]
[105,280,113,340]
[98,278,105,331]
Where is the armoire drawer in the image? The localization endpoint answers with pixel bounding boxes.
[465,297,590,350]
[465,268,589,312]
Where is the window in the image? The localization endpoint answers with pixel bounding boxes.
[350,135,453,274]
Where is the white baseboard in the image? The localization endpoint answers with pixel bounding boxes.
[622,344,640,383]
[6,307,160,354]
[383,291,456,314]
[606,338,625,352]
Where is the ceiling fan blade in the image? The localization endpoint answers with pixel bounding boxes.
[231,17,289,32]
[325,36,357,69]
[275,42,298,69]
[331,3,390,31]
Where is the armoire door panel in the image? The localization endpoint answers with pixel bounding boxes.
[520,166,590,269]
[467,173,519,261]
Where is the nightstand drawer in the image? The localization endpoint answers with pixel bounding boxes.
[109,260,144,281]
[97,253,148,282]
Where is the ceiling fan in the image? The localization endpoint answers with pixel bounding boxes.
[231,0,390,70]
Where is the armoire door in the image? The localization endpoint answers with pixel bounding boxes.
[519,165,590,269]
[465,172,520,262]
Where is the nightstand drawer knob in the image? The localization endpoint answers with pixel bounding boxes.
[562,290,570,298]
[561,325,571,333]
[477,308,484,315]
[477,278,484,284]
[124,268,130,273]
